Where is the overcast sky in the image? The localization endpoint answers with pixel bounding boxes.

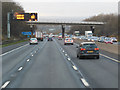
[13,0,118,20]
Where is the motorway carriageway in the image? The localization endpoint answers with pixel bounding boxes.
[0,38,119,88]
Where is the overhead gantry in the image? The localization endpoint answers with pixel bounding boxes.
[27,21,105,38]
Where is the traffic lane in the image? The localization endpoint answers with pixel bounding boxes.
[2,41,29,54]
[18,40,85,88]
[57,39,118,88]
[74,39,118,60]
[2,41,45,78]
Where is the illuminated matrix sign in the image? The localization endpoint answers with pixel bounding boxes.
[14,12,37,21]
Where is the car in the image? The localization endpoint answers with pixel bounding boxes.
[29,38,38,45]
[79,36,85,40]
[80,36,86,40]
[48,37,53,41]
[98,36,106,42]
[111,37,117,43]
[58,35,62,40]
[72,36,77,39]
[65,35,70,38]
[64,38,73,45]
[90,36,99,42]
[87,36,92,41]
[104,38,113,44]
[76,42,99,59]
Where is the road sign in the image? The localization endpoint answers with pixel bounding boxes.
[22,32,32,35]
[16,14,24,20]
[59,33,62,35]
[13,12,37,21]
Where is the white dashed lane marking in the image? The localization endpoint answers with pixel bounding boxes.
[81,78,90,87]
[18,67,23,71]
[27,59,30,62]
[72,65,78,71]
[67,58,71,61]
[65,54,67,56]
[1,81,10,89]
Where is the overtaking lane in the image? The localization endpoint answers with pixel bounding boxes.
[56,39,118,88]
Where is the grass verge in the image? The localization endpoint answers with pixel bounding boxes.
[1,40,28,47]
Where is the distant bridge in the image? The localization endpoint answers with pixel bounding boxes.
[27,21,105,38]
[27,21,105,25]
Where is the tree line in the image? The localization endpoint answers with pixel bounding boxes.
[69,13,118,38]
[2,1,33,41]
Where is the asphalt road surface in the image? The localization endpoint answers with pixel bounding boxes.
[1,39,86,88]
[1,38,119,89]
[2,41,29,54]
[56,39,118,88]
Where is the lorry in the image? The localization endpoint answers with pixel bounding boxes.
[85,31,93,38]
[35,31,43,41]
[74,31,80,36]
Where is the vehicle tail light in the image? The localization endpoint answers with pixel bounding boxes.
[94,48,99,50]
[71,40,73,42]
[65,40,67,42]
[81,48,86,51]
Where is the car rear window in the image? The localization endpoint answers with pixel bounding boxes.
[31,38,37,40]
[66,38,72,40]
[82,44,97,48]
[106,39,111,41]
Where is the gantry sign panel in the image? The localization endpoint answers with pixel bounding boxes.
[13,12,37,21]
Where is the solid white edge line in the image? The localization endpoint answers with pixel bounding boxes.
[72,65,78,71]
[18,67,23,71]
[100,53,120,63]
[81,78,90,87]
[0,43,29,56]
[1,81,10,89]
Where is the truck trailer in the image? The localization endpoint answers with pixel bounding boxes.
[85,31,93,38]
[35,31,43,41]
